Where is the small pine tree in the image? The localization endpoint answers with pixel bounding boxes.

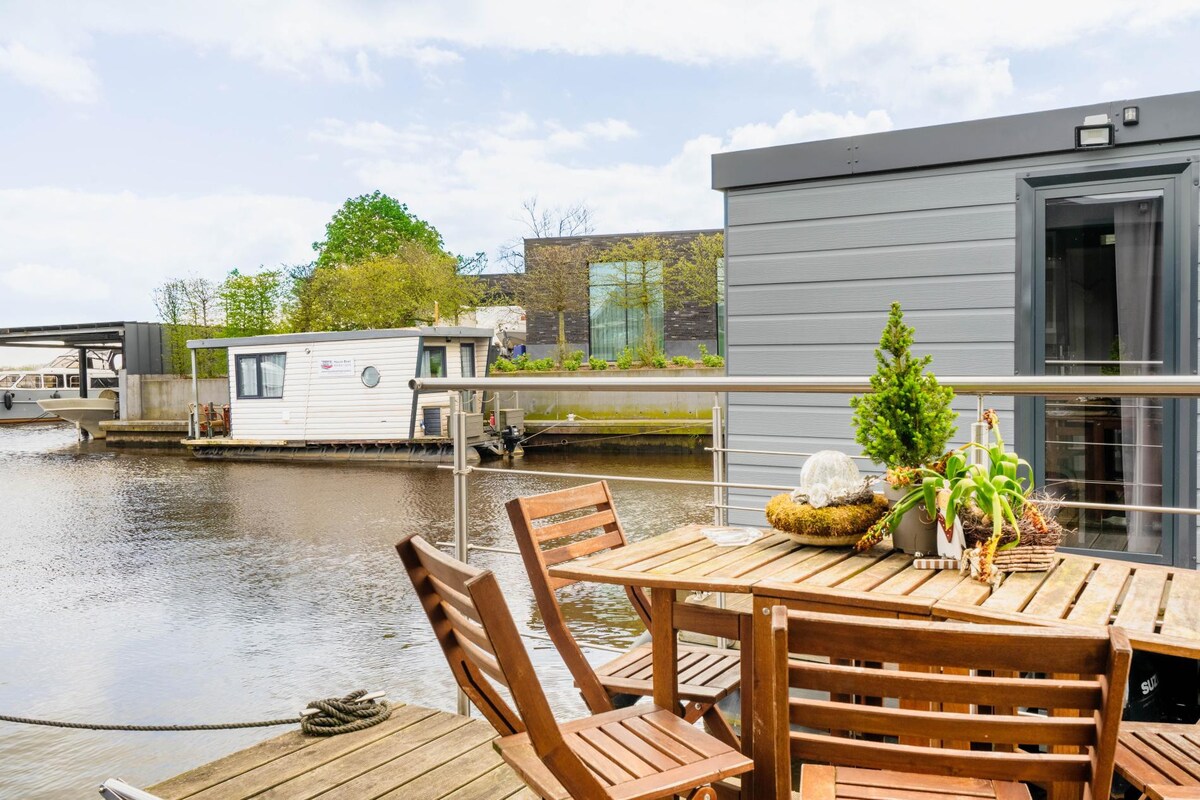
[850,302,957,469]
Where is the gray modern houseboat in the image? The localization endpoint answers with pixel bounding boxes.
[713,89,1200,568]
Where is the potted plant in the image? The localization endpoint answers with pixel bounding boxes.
[857,409,1064,583]
[850,302,957,554]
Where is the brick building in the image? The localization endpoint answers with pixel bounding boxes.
[523,229,723,361]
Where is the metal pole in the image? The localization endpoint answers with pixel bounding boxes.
[711,393,725,527]
[190,349,200,439]
[78,348,89,399]
[969,394,988,466]
[451,392,470,717]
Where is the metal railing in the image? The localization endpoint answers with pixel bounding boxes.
[414,374,1200,713]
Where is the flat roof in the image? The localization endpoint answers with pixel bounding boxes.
[525,228,721,247]
[712,89,1200,190]
[187,327,494,350]
[0,321,150,349]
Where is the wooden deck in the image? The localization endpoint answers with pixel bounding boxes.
[147,701,536,800]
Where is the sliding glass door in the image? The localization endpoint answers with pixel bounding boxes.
[1020,162,1196,565]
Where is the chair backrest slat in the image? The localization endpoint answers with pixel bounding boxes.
[788,660,1106,711]
[755,602,1132,800]
[507,481,642,714]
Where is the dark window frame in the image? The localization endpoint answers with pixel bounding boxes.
[420,346,448,378]
[235,352,287,399]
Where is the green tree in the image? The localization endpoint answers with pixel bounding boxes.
[151,275,223,376]
[220,268,283,338]
[667,232,723,309]
[514,242,590,363]
[306,242,480,331]
[313,190,444,269]
[593,236,671,361]
[850,302,958,469]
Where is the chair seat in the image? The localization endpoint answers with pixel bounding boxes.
[1115,722,1200,794]
[799,765,1031,800]
[496,704,753,800]
[593,642,741,704]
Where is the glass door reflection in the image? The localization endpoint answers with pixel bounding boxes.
[1043,189,1165,555]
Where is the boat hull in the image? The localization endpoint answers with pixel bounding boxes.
[36,398,117,439]
[0,387,79,423]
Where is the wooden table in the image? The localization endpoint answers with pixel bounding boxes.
[1115,722,1200,798]
[552,524,1200,656]
[549,523,1200,788]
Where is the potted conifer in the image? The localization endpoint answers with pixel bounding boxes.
[850,302,957,555]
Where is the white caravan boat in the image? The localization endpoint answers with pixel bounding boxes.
[0,352,120,430]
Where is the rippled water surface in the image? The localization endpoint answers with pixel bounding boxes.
[0,423,711,798]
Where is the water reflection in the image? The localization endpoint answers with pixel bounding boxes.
[0,423,711,798]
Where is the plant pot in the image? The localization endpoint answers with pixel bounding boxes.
[884,483,938,556]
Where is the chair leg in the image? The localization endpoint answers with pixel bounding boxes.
[701,705,740,750]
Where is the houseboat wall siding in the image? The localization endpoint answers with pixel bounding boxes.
[411,337,490,436]
[721,139,1200,524]
[227,338,418,441]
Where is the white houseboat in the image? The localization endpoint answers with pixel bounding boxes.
[184,327,521,462]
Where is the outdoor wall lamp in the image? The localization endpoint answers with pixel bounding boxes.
[1075,123,1115,149]
[1123,106,1140,125]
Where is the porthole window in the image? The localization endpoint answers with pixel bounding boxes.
[361,366,381,388]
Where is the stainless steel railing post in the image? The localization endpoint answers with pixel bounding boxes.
[711,393,726,527]
[451,392,471,716]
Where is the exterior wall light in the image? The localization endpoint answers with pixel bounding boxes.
[1075,124,1115,149]
[1123,106,1140,125]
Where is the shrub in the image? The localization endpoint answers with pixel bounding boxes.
[671,355,695,367]
[569,350,585,363]
[850,301,957,469]
[698,344,724,368]
[493,357,517,373]
[530,357,556,372]
[512,353,531,371]
[615,348,634,370]
[636,342,660,366]
[588,356,608,371]
[649,353,668,368]
[562,358,581,371]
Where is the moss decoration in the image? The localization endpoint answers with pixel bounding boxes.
[765,493,889,539]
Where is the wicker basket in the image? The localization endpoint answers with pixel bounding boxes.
[765,493,889,547]
[960,500,1065,574]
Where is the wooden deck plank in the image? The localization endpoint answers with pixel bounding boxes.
[182,705,444,800]
[1161,571,1200,640]
[374,740,505,800]
[1066,561,1133,626]
[306,718,498,800]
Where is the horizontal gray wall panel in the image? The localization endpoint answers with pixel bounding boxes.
[728,205,1014,257]
[728,240,1015,286]
[729,405,1009,443]
[728,170,1015,226]
[728,343,1014,376]
[727,273,1015,319]
[730,308,1013,345]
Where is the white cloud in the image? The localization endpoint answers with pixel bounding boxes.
[0,41,99,103]
[316,108,892,260]
[0,189,333,325]
[4,2,1199,111]
[2,263,110,299]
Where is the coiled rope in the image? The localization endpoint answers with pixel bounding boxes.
[0,690,390,737]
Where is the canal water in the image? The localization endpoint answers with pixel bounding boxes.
[0,423,714,798]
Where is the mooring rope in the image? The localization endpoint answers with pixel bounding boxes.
[0,690,390,736]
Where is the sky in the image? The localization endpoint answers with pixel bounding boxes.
[2,1,1200,365]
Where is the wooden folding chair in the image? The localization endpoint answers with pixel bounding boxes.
[1115,721,1200,799]
[397,533,753,800]
[506,482,741,745]
[754,605,1133,800]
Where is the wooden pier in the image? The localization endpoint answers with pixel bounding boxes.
[146,701,535,800]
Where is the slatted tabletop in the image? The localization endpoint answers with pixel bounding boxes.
[550,524,1200,658]
[147,701,535,800]
[1115,722,1200,795]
